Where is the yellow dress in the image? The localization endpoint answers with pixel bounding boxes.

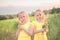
[18,22,31,40]
[32,21,47,40]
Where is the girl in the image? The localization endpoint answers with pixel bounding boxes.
[16,11,33,40]
[32,9,48,40]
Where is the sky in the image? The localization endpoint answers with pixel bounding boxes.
[0,0,60,7]
[0,0,60,15]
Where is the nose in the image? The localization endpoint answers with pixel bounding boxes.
[21,16,25,20]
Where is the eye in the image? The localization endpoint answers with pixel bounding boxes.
[22,16,25,19]
[39,14,41,16]
[37,15,39,16]
[23,16,25,18]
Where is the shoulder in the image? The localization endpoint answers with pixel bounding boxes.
[31,21,36,24]
[15,18,20,23]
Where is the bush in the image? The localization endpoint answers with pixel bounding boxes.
[49,8,60,14]
[8,15,14,19]
[0,16,7,20]
[47,14,60,40]
[0,15,16,20]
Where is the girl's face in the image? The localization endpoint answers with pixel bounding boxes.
[18,12,29,24]
[35,11,43,21]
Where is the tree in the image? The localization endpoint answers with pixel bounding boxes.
[49,7,60,14]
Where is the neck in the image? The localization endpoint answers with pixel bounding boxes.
[20,20,29,25]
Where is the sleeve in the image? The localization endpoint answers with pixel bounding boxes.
[18,25,21,29]
[15,18,18,22]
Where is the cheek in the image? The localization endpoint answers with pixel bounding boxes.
[25,17,28,21]
[23,17,27,21]
[20,18,22,21]
[37,17,41,21]
[36,17,39,20]
[19,17,24,21]
[36,17,38,21]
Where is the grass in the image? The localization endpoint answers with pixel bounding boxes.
[0,13,60,40]
[0,19,18,40]
[47,13,60,40]
[0,19,17,32]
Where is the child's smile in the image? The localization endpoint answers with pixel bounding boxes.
[18,12,29,25]
[35,11,42,22]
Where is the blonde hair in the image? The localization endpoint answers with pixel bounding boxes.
[18,11,30,23]
[34,9,46,21]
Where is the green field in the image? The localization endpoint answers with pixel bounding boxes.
[0,14,60,40]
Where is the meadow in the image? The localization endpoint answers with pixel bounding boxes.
[0,13,60,40]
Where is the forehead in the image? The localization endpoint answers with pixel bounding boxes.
[35,11,42,15]
[35,10,44,15]
[19,12,28,16]
[19,13,25,15]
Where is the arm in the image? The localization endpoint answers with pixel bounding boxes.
[33,25,47,34]
[16,24,33,36]
[35,26,48,33]
[22,26,33,36]
[34,28,48,34]
[33,26,43,34]
[42,25,48,33]
[43,15,48,33]
[43,27,48,33]
[16,25,21,37]
[34,28,44,34]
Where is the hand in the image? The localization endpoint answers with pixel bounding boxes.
[18,25,24,30]
[28,25,33,32]
[33,27,36,32]
[18,25,23,30]
[19,26,24,30]
[42,27,48,32]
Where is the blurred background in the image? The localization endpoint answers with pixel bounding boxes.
[0,0,60,40]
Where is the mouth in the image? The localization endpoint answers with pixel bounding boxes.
[21,21,24,23]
